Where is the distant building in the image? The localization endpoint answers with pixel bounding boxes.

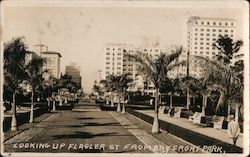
[103,43,182,96]
[185,16,240,78]
[65,63,82,87]
[41,51,62,79]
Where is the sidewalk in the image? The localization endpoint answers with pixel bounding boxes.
[127,109,243,153]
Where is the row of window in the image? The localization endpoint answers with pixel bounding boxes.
[194,28,234,33]
[106,47,122,51]
[106,57,122,60]
[195,21,234,26]
[194,33,234,38]
[193,51,216,55]
[106,52,122,56]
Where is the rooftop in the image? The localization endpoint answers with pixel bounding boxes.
[41,51,62,57]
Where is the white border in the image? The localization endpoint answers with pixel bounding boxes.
[0,1,249,157]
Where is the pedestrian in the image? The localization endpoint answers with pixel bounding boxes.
[227,116,240,146]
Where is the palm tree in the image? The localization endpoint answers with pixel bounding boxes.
[24,53,46,123]
[100,74,116,107]
[111,74,133,113]
[194,56,243,118]
[4,37,30,130]
[128,46,184,133]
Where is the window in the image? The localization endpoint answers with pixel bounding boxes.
[225,22,228,26]
[155,49,159,52]
[200,47,203,50]
[201,22,204,25]
[225,30,228,32]
[106,57,110,60]
[117,62,121,65]
[194,51,197,54]
[206,38,210,41]
[200,38,204,41]
[106,66,110,69]
[207,22,210,25]
[206,47,209,50]
[195,28,198,31]
[106,62,110,65]
[231,34,234,37]
[218,29,222,32]
[200,42,204,45]
[212,29,216,32]
[207,29,210,32]
[117,57,121,60]
[206,51,209,54]
[144,49,147,52]
[117,67,121,70]
[231,30,234,33]
[213,22,216,25]
[106,52,110,55]
[231,22,234,26]
[200,33,204,36]
[117,53,121,56]
[212,52,215,55]
[201,28,204,31]
[219,22,222,25]
[195,42,197,45]
[113,48,115,50]
[106,47,110,50]
[206,43,210,45]
[212,47,216,50]
[106,72,110,75]
[118,48,121,51]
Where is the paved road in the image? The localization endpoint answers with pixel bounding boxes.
[3,99,201,154]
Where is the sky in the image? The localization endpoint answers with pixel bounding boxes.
[2,0,247,93]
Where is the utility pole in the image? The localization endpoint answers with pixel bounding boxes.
[34,44,48,56]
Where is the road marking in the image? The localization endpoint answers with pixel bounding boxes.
[109,111,176,153]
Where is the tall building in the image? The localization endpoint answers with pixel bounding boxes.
[65,63,82,87]
[186,16,237,78]
[41,51,62,79]
[103,43,176,96]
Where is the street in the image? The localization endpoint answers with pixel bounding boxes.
[4,99,201,153]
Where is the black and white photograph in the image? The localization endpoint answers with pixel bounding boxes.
[0,0,249,156]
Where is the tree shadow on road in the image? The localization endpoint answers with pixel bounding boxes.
[65,122,121,128]
[52,131,115,140]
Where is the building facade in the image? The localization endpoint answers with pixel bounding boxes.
[186,16,238,78]
[65,63,82,87]
[41,51,61,79]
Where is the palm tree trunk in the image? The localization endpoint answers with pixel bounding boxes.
[235,103,239,123]
[117,94,121,112]
[216,91,224,112]
[170,94,173,108]
[122,92,126,114]
[11,91,17,131]
[202,95,207,116]
[29,90,34,123]
[187,89,190,109]
[111,93,114,107]
[152,88,159,133]
[227,104,231,121]
[47,98,51,111]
